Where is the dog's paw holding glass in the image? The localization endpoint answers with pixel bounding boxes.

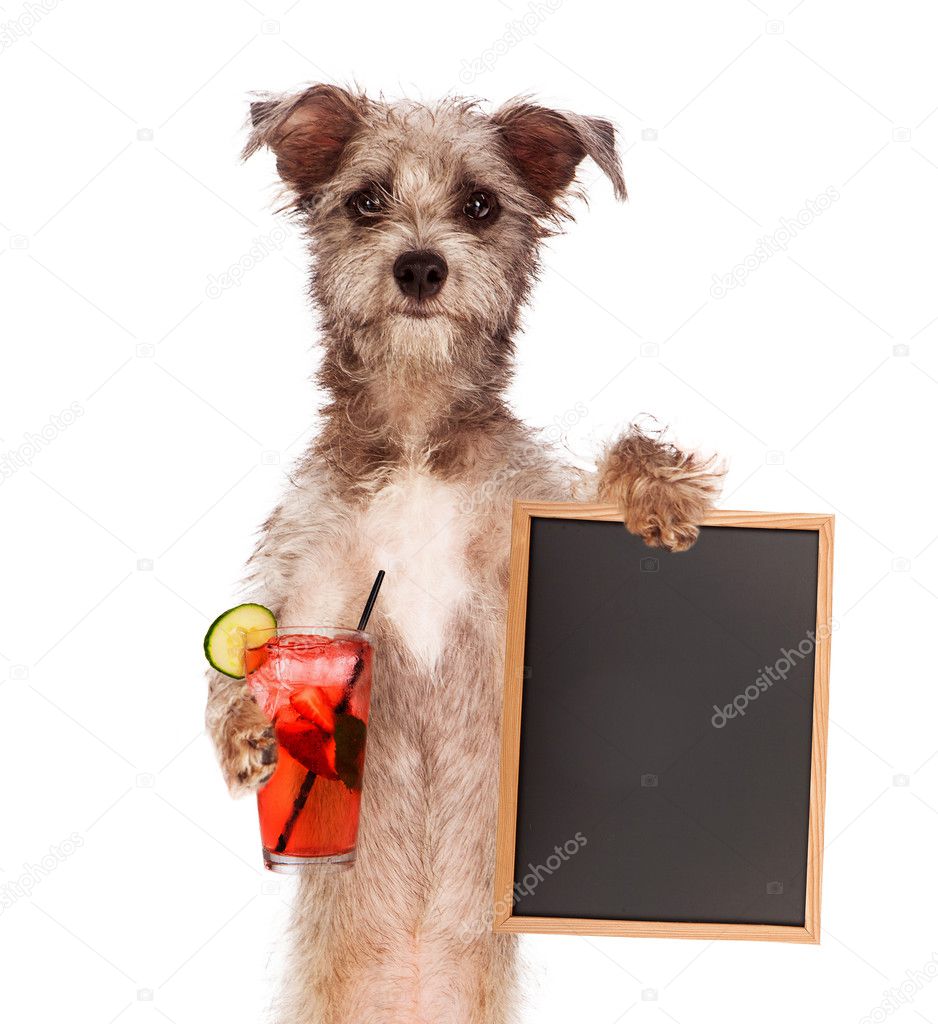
[205,85,723,1024]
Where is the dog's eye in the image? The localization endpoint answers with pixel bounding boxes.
[464,191,495,221]
[349,191,383,216]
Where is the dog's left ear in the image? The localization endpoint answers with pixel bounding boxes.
[244,84,364,199]
[493,101,626,209]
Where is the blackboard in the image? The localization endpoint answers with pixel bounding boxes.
[494,504,833,943]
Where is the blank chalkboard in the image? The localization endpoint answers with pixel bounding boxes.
[494,504,833,943]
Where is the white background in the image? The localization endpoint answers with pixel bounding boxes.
[2,1,938,1022]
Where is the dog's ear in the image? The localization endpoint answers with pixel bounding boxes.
[493,101,626,209]
[244,85,363,196]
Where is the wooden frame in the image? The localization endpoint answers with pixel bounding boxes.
[493,503,834,943]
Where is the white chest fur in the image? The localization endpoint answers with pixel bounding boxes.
[359,469,470,669]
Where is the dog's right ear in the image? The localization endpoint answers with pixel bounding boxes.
[493,100,626,213]
[244,85,363,197]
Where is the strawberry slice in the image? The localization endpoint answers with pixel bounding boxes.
[274,705,338,780]
[289,685,338,734]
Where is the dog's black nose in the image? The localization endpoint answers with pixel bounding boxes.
[393,250,448,300]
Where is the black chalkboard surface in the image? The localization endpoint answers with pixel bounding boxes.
[494,504,833,943]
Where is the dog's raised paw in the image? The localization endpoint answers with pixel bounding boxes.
[631,515,700,553]
[220,703,278,796]
[598,424,725,554]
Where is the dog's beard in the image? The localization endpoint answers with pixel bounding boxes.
[366,313,456,368]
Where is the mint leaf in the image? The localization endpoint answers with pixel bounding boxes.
[333,712,367,791]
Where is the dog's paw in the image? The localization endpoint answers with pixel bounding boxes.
[628,510,701,553]
[598,425,724,553]
[217,699,278,797]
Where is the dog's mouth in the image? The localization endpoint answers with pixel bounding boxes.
[395,299,445,321]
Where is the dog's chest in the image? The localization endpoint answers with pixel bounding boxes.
[358,469,470,669]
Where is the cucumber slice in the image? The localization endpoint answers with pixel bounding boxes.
[203,603,277,678]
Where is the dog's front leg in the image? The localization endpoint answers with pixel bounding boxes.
[205,669,277,796]
[597,424,725,552]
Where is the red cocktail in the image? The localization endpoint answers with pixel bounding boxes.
[245,627,374,871]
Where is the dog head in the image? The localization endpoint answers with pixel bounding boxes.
[246,86,625,369]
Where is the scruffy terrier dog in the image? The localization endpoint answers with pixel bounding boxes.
[206,84,722,1024]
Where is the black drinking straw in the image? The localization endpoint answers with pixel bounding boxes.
[274,571,385,855]
[357,570,385,631]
